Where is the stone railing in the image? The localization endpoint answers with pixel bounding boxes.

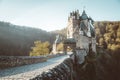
[0,56,47,70]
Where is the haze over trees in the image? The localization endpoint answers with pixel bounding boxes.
[0,21,56,56]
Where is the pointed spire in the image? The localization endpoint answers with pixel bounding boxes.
[81,10,88,20]
[82,10,86,15]
[83,6,86,11]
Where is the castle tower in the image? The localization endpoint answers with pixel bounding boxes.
[67,10,80,39]
[67,10,96,53]
[52,35,62,54]
[53,9,96,54]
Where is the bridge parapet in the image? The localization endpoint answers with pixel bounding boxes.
[0,56,47,70]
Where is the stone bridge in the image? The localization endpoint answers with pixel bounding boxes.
[0,55,69,80]
[0,49,94,80]
[30,47,96,80]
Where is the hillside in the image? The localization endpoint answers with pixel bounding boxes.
[51,28,67,38]
[0,21,56,56]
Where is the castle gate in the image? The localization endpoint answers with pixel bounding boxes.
[63,38,76,54]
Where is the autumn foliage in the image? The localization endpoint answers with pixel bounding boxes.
[30,41,50,56]
[95,21,120,51]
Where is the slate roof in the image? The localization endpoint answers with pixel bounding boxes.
[80,10,88,20]
[79,21,95,37]
[90,23,95,37]
[80,22,87,30]
[79,22,87,36]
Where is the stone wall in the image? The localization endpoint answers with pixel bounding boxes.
[0,56,47,70]
[0,54,66,70]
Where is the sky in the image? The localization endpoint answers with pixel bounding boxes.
[0,0,120,31]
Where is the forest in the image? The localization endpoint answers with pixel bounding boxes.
[0,21,120,56]
[95,21,120,52]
